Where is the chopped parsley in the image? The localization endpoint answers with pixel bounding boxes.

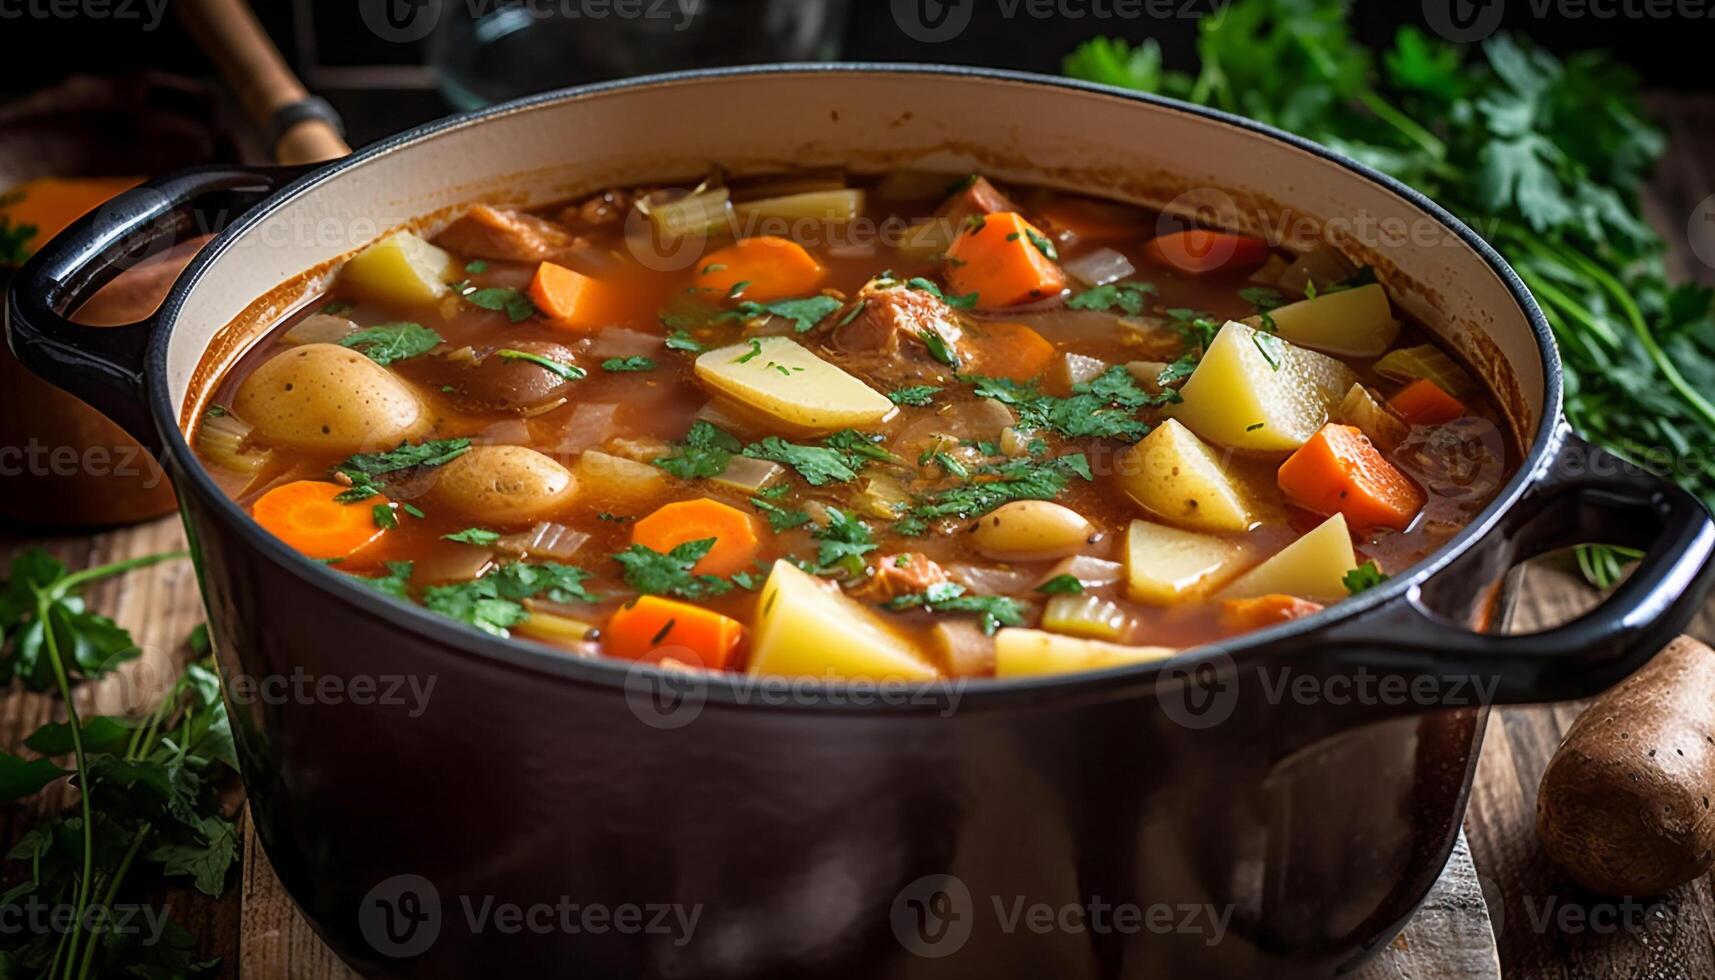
[966,365,1165,442]
[463,260,488,274]
[665,329,708,353]
[719,295,844,333]
[884,582,1025,636]
[601,356,656,372]
[1037,574,1085,595]
[1239,286,1289,312]
[655,421,741,480]
[443,528,502,546]
[913,453,1092,519]
[734,338,765,364]
[1343,561,1391,596]
[750,497,811,532]
[918,329,960,368]
[372,503,398,530]
[359,560,415,599]
[338,322,443,366]
[422,563,599,636]
[1025,228,1059,262]
[1067,281,1156,315]
[613,539,733,599]
[811,507,878,577]
[334,438,471,502]
[904,277,979,311]
[888,385,943,406]
[459,285,536,323]
[497,348,586,380]
[1251,331,1284,370]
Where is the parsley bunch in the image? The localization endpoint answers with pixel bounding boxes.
[1068,1,1715,586]
[0,552,236,978]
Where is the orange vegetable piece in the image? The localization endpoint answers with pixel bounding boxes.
[0,177,142,258]
[1220,594,1325,633]
[695,236,825,302]
[631,498,762,578]
[252,480,388,561]
[970,322,1057,381]
[606,595,746,670]
[1141,230,1271,275]
[944,212,1068,309]
[528,260,620,330]
[1388,378,1467,426]
[1277,424,1426,532]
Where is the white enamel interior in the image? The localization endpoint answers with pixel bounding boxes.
[163,70,1545,444]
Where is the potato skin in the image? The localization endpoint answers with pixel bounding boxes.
[1537,636,1715,896]
[428,445,578,525]
[234,344,426,455]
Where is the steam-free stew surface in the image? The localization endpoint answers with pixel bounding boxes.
[194,173,1513,680]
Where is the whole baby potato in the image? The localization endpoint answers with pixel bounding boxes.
[429,445,578,525]
[234,343,426,455]
[970,501,1095,561]
[1537,636,1715,896]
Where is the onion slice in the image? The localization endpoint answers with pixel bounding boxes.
[1063,247,1136,288]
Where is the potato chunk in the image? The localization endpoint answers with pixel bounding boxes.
[340,231,453,307]
[1244,283,1398,357]
[1167,321,1357,452]
[1219,513,1358,602]
[994,629,1174,679]
[748,561,937,680]
[694,337,894,434]
[1124,519,1250,605]
[1115,419,1253,532]
[572,449,668,508]
[234,344,426,455]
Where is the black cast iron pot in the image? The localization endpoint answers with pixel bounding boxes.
[8,67,1715,979]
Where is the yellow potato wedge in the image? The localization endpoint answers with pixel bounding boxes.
[695,337,894,435]
[1167,320,1357,453]
[340,231,452,307]
[748,562,938,681]
[1123,519,1251,605]
[1219,513,1358,602]
[1115,418,1253,532]
[994,628,1175,679]
[1244,283,1398,357]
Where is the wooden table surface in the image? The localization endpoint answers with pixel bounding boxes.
[1,93,1712,980]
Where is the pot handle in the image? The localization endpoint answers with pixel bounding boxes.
[4,165,298,453]
[1324,425,1715,704]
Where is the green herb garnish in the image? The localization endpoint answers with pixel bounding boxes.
[338,322,443,366]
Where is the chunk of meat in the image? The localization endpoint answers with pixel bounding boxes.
[936,176,1021,229]
[833,282,971,368]
[865,553,951,600]
[433,205,581,262]
[557,189,635,231]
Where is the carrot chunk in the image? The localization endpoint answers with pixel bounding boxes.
[606,595,746,670]
[528,260,619,330]
[1220,594,1325,633]
[969,322,1058,381]
[1141,230,1271,275]
[252,480,388,561]
[631,498,762,578]
[944,212,1068,309]
[1388,378,1467,426]
[695,237,825,302]
[1276,423,1426,532]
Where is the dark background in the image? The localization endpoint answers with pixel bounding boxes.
[0,0,1707,147]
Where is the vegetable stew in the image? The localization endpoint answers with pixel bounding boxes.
[192,172,1514,680]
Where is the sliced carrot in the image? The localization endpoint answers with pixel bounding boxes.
[528,260,621,331]
[1141,230,1272,275]
[606,595,746,670]
[944,211,1068,310]
[631,498,762,578]
[1220,594,1325,633]
[969,322,1058,381]
[252,480,388,561]
[1388,378,1467,426]
[695,236,825,302]
[1276,423,1427,532]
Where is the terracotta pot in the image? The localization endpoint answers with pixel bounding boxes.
[8,67,1714,978]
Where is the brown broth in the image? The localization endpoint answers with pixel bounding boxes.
[195,173,1514,675]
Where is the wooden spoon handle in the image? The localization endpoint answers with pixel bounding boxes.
[177,0,351,165]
